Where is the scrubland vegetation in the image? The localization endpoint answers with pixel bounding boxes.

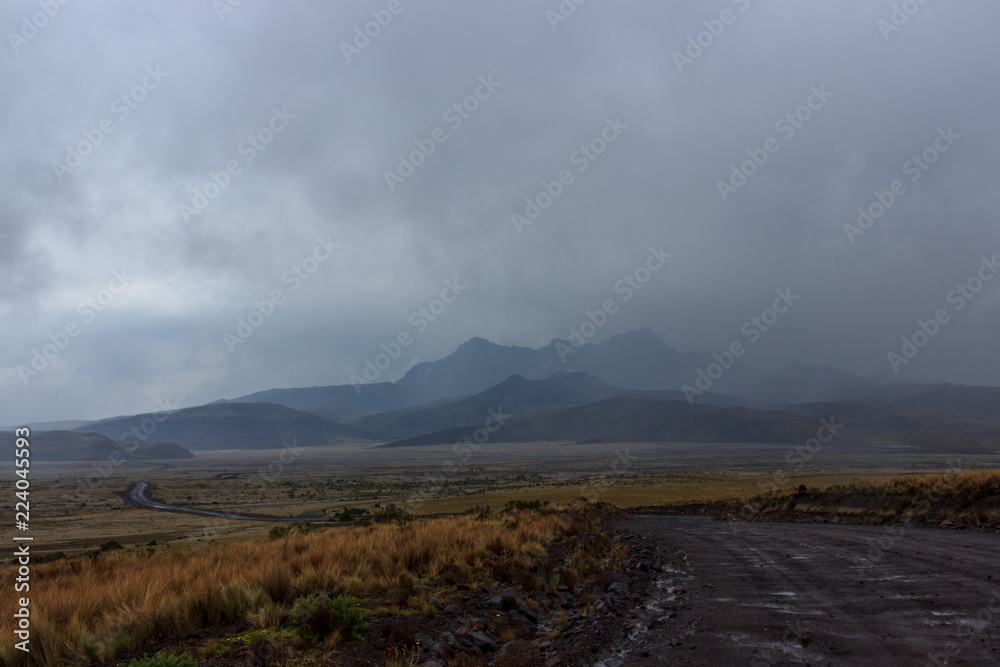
[0,502,619,666]
[652,469,1000,526]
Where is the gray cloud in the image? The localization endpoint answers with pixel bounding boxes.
[2,0,999,423]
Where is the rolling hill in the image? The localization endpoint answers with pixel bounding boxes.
[382,396,841,447]
[0,431,193,462]
[219,380,441,422]
[74,402,376,451]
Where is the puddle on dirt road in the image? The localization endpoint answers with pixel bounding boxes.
[740,601,825,616]
[595,565,696,667]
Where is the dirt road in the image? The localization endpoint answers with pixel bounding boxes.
[597,515,999,666]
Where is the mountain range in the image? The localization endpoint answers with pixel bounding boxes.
[6,329,997,459]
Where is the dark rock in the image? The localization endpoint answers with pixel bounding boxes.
[518,603,538,623]
[430,642,452,661]
[496,640,520,662]
[444,603,460,614]
[428,596,444,609]
[532,591,553,608]
[607,582,629,596]
[469,630,498,652]
[508,609,529,625]
[501,588,524,611]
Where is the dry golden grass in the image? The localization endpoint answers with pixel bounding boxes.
[835,469,1000,496]
[726,469,1000,526]
[0,509,581,666]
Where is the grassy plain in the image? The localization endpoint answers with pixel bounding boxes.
[2,439,997,665]
[3,440,994,556]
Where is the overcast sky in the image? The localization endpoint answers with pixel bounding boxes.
[2,0,999,423]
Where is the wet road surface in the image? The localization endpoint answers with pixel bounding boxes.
[602,515,999,666]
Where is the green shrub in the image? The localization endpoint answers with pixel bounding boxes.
[290,594,368,639]
[372,503,411,524]
[126,653,197,667]
[505,499,544,512]
[268,525,291,540]
[35,551,67,563]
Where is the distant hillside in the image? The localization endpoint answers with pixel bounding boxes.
[75,403,375,451]
[886,385,1000,422]
[0,419,95,433]
[353,372,785,440]
[383,385,1000,451]
[0,431,193,461]
[352,372,624,439]
[221,381,435,422]
[792,384,1000,453]
[383,396,837,447]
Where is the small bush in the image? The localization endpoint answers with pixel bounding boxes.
[99,540,124,552]
[248,599,288,629]
[290,594,368,639]
[127,653,197,667]
[505,500,544,512]
[261,565,293,603]
[35,551,67,564]
[372,503,411,524]
[268,525,291,540]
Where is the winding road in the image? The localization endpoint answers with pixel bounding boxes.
[125,482,326,522]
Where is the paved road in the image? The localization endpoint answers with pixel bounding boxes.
[605,515,999,666]
[125,481,325,522]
